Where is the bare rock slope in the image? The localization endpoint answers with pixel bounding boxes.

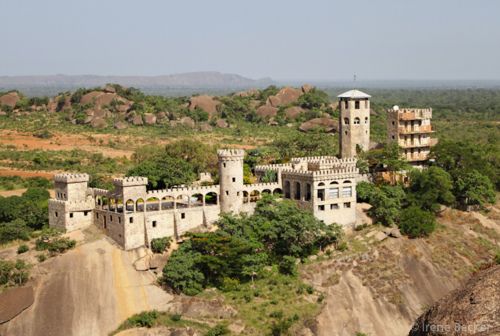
[301,206,500,336]
[409,264,500,336]
[0,236,173,336]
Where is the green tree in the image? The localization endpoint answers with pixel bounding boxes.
[127,156,196,189]
[408,166,455,212]
[161,241,205,295]
[367,185,406,226]
[297,88,330,109]
[454,170,496,208]
[399,206,436,238]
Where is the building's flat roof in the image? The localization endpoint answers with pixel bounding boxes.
[337,89,371,99]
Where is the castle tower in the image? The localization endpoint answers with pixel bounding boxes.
[338,90,371,158]
[49,173,94,232]
[217,149,245,213]
[54,173,90,202]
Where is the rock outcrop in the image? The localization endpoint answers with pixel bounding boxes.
[0,286,34,323]
[409,264,500,336]
[0,92,20,108]
[267,87,303,107]
[256,104,278,118]
[188,95,219,116]
[299,117,338,133]
[284,106,305,119]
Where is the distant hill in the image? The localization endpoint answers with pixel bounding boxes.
[0,72,275,96]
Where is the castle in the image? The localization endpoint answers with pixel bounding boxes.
[48,90,433,250]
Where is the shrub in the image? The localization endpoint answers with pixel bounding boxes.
[170,313,182,322]
[150,237,171,253]
[398,206,436,238]
[0,259,30,286]
[278,256,297,276]
[33,129,53,139]
[37,254,47,262]
[36,237,76,254]
[204,324,229,336]
[126,310,158,328]
[336,241,348,251]
[495,251,500,265]
[17,244,29,254]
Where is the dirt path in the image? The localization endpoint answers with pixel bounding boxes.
[0,237,173,336]
[0,130,134,158]
[0,167,56,179]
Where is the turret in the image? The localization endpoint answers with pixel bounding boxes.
[338,89,371,158]
[217,149,245,213]
[54,173,90,202]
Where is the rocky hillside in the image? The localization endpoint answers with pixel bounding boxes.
[0,84,339,133]
[299,204,500,336]
[409,264,499,336]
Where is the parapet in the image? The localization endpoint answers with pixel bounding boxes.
[388,107,432,120]
[113,176,148,187]
[54,173,89,183]
[217,149,245,160]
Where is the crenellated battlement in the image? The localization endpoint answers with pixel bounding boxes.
[290,156,338,163]
[255,163,293,171]
[146,184,220,196]
[243,182,281,190]
[113,176,148,187]
[281,166,359,178]
[217,149,245,160]
[54,173,89,183]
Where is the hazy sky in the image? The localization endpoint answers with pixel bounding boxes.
[1,0,499,80]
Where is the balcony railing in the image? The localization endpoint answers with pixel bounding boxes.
[405,154,429,162]
[398,125,433,134]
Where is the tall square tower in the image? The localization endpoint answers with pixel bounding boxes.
[338,90,371,158]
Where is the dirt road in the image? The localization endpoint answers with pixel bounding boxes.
[0,237,172,336]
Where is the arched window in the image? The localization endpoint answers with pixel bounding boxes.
[294,182,301,200]
[354,117,360,125]
[343,117,349,125]
[125,199,134,212]
[284,181,291,198]
[191,193,203,207]
[205,192,218,205]
[135,198,144,212]
[344,100,349,109]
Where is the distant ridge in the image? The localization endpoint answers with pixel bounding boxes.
[0,72,274,90]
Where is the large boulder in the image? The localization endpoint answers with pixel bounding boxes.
[132,115,144,126]
[80,91,131,110]
[301,84,314,93]
[267,87,303,107]
[299,117,338,133]
[144,113,157,125]
[0,92,20,108]
[284,106,305,119]
[256,104,278,118]
[156,111,167,121]
[90,117,107,129]
[199,122,213,132]
[188,95,220,117]
[409,265,500,336]
[215,119,229,128]
[180,116,196,128]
